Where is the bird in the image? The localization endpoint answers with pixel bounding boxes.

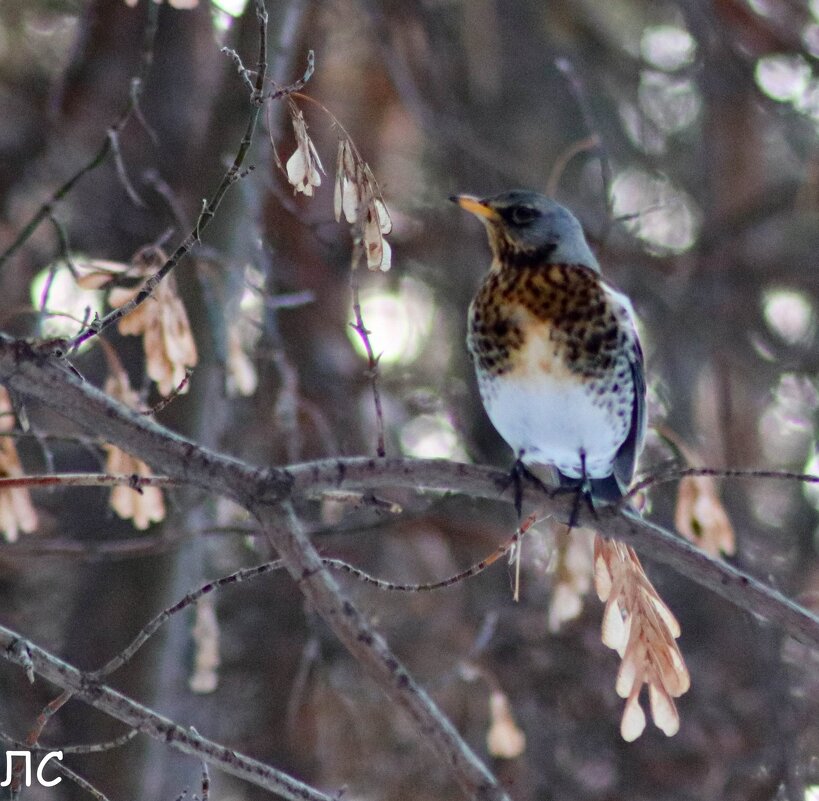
[451,190,646,513]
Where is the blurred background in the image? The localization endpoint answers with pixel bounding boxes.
[0,0,818,799]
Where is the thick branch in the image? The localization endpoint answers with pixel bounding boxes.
[0,624,333,801]
[1,337,819,799]
[0,339,817,654]
[256,503,507,801]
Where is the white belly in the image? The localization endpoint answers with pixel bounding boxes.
[478,371,630,479]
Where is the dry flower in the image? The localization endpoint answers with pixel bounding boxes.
[486,689,526,758]
[285,102,324,197]
[225,322,258,398]
[189,594,220,694]
[90,246,198,397]
[594,535,690,741]
[0,386,38,542]
[655,426,736,558]
[0,438,38,543]
[103,371,166,530]
[333,137,393,271]
[547,524,595,633]
[73,258,132,289]
[675,474,736,557]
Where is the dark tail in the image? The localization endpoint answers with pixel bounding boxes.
[557,471,638,510]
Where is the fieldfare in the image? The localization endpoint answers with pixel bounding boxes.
[452,190,646,509]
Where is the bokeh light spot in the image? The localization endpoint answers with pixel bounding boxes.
[763,289,815,346]
[348,277,435,367]
[641,25,695,71]
[611,168,700,254]
[400,414,467,460]
[802,453,819,511]
[638,71,701,134]
[30,265,105,346]
[755,54,811,102]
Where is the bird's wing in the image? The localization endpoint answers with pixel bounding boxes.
[611,335,646,496]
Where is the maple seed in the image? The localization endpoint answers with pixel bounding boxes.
[285,104,324,197]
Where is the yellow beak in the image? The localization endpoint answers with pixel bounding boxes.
[450,195,500,222]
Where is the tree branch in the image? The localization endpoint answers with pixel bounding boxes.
[1,336,819,797]
[69,0,271,351]
[0,623,334,801]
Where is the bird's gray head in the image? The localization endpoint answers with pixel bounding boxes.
[451,190,599,272]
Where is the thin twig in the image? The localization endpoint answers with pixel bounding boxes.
[108,126,146,207]
[2,335,819,650]
[0,1,160,271]
[86,533,526,688]
[0,622,336,801]
[546,135,601,198]
[257,502,511,801]
[325,527,522,592]
[0,727,138,756]
[89,560,285,680]
[0,473,177,492]
[52,762,113,801]
[140,368,193,415]
[349,248,386,456]
[67,0,274,351]
[626,465,819,499]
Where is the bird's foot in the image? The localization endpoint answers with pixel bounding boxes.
[556,451,597,529]
[504,457,552,519]
[549,478,596,529]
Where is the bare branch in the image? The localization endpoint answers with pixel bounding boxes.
[255,502,511,801]
[3,336,819,795]
[0,623,336,801]
[0,1,160,271]
[68,0,272,351]
[349,248,387,457]
[0,472,176,491]
[0,337,818,653]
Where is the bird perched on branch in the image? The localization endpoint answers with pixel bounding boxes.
[452,190,645,511]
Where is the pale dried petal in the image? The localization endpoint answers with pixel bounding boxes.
[160,287,197,367]
[72,257,131,287]
[104,371,166,529]
[286,148,309,193]
[307,137,324,182]
[10,485,38,535]
[108,463,165,530]
[593,536,613,601]
[0,493,19,543]
[548,583,584,632]
[0,386,15,433]
[675,474,736,557]
[333,141,345,222]
[658,646,691,696]
[602,598,628,652]
[189,594,220,694]
[225,324,258,397]
[342,179,360,224]
[620,690,646,742]
[486,690,526,759]
[374,198,392,234]
[648,683,680,736]
[377,236,392,272]
[646,592,681,639]
[286,107,324,196]
[0,438,38,541]
[342,138,356,175]
[615,641,642,698]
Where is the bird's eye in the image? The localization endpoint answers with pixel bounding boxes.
[510,206,537,225]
